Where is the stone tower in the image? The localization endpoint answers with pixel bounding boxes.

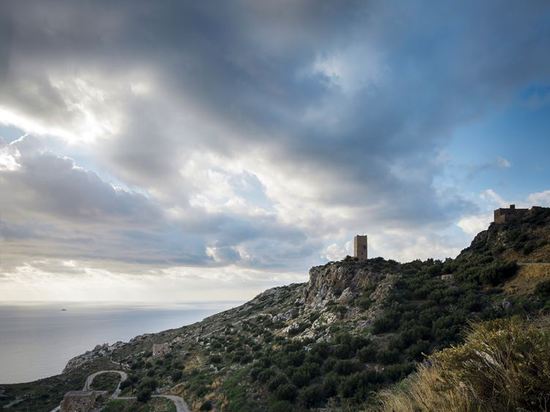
[353,235,368,261]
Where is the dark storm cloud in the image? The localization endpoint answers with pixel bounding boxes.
[1,0,550,273]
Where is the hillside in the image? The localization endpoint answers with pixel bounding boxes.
[1,207,550,412]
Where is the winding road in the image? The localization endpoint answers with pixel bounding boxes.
[49,370,191,412]
[83,370,128,398]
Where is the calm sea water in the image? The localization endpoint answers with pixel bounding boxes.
[0,302,238,384]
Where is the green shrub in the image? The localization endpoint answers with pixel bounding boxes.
[377,349,400,365]
[480,262,518,285]
[357,295,373,309]
[290,363,319,387]
[267,374,289,391]
[322,373,339,398]
[380,363,414,382]
[320,357,337,374]
[257,368,276,383]
[372,316,396,334]
[273,383,297,401]
[209,354,222,364]
[268,400,294,412]
[339,372,372,399]
[358,345,377,362]
[298,384,325,407]
[200,400,213,411]
[334,359,362,375]
[171,370,183,381]
[136,388,151,403]
[535,279,550,298]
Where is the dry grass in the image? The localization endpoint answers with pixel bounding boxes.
[505,264,550,295]
[377,317,550,412]
[529,244,550,262]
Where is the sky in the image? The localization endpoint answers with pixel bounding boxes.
[1,0,549,303]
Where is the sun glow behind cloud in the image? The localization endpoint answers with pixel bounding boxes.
[0,0,549,302]
[0,259,304,303]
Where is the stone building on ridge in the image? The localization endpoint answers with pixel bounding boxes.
[494,204,529,224]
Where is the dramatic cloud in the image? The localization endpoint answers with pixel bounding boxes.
[0,0,549,301]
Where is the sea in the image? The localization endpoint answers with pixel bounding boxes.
[0,301,238,384]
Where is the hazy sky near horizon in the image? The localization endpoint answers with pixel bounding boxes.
[1,0,550,302]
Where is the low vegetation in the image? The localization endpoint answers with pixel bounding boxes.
[90,372,121,392]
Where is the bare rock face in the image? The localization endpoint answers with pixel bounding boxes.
[152,342,171,357]
[63,345,108,373]
[304,258,394,309]
[63,342,124,373]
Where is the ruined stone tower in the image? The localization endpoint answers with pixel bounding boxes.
[494,204,529,224]
[353,235,368,261]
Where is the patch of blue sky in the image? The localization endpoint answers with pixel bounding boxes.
[444,89,550,200]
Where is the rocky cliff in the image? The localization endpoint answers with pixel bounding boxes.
[304,258,399,309]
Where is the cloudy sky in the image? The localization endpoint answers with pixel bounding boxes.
[1,0,549,303]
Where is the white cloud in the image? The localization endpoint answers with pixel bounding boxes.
[480,189,508,207]
[322,241,352,261]
[527,190,550,206]
[496,156,511,168]
[312,43,386,95]
[0,74,125,145]
[457,213,492,236]
[0,143,21,171]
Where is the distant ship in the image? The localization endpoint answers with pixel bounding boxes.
[61,308,67,311]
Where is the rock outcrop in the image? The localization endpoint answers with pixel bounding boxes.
[63,342,124,373]
[304,257,398,309]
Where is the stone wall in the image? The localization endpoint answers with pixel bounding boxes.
[60,391,102,412]
[494,204,529,224]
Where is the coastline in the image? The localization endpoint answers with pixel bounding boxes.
[0,301,241,384]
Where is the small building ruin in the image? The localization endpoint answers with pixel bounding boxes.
[152,342,170,357]
[60,391,106,412]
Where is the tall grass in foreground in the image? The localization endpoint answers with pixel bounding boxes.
[377,317,550,412]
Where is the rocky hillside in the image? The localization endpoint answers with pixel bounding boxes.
[1,207,550,412]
